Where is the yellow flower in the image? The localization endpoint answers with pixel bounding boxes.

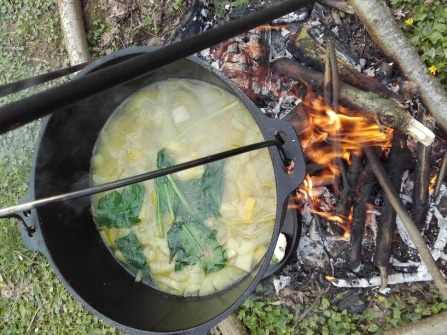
[429,65,437,75]
[405,17,413,25]
[378,295,386,302]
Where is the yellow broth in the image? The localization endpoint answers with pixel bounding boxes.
[91,79,277,296]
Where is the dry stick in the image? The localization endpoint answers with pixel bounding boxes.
[434,149,447,200]
[364,146,447,298]
[347,0,447,134]
[271,58,434,146]
[57,0,91,65]
[286,27,405,102]
[381,311,447,335]
[412,115,436,230]
[295,286,330,325]
[318,0,354,13]
[323,44,332,108]
[216,313,248,335]
[373,130,413,289]
[323,38,341,197]
[328,39,340,114]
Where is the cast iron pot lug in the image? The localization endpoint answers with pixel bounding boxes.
[21,47,306,335]
[16,190,46,254]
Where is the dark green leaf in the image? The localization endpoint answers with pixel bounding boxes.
[167,220,228,274]
[155,149,225,235]
[95,183,145,228]
[115,230,152,282]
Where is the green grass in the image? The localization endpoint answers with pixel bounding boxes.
[388,0,447,90]
[0,0,446,334]
[0,0,121,333]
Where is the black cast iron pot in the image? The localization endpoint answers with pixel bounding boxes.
[16,47,306,334]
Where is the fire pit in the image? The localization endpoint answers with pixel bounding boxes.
[177,0,447,311]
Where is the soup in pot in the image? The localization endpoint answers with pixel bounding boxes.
[91,78,277,296]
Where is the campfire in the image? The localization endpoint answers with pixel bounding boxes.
[178,1,447,297]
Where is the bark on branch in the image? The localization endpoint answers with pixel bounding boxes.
[347,0,447,133]
[271,58,434,145]
[58,0,91,65]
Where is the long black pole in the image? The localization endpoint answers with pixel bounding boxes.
[0,0,316,135]
[0,140,279,218]
[0,61,90,98]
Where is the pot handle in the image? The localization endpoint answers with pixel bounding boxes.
[15,191,46,254]
[262,116,307,197]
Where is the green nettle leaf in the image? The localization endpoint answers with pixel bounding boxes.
[115,230,152,282]
[95,183,145,228]
[167,220,228,274]
[155,150,225,228]
[155,149,228,274]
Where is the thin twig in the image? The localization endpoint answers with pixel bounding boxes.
[435,149,447,200]
[26,301,48,334]
[295,286,330,325]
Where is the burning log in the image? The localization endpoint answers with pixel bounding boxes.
[286,27,405,102]
[373,130,413,289]
[364,146,447,298]
[412,115,436,231]
[347,0,447,134]
[271,58,434,146]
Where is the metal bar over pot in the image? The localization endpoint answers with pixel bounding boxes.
[0,0,317,135]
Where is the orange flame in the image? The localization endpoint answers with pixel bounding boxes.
[296,95,393,237]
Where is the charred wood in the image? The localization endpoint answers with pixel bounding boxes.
[412,115,436,230]
[434,149,447,200]
[373,130,413,286]
[271,57,434,145]
[286,27,404,102]
[346,158,376,272]
[337,154,361,219]
[364,146,447,299]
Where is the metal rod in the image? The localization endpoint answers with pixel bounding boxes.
[0,140,280,218]
[0,0,316,135]
[0,61,91,98]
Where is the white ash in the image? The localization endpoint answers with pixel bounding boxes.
[273,275,292,293]
[436,184,447,204]
[396,215,416,249]
[297,235,328,269]
[366,207,381,237]
[330,271,434,289]
[272,10,309,24]
[330,206,447,290]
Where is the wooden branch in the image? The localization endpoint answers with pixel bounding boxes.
[381,311,447,335]
[58,0,91,65]
[347,0,447,134]
[434,149,447,200]
[364,146,447,299]
[215,313,248,335]
[373,130,413,287]
[318,0,354,14]
[412,115,436,230]
[286,27,405,102]
[271,58,434,145]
